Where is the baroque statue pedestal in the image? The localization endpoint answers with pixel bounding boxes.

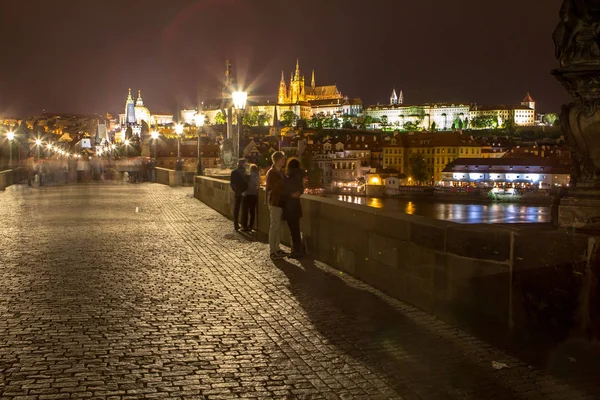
[221,138,236,170]
[553,67,600,232]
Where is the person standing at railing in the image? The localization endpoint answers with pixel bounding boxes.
[230,159,248,231]
[266,152,287,260]
[283,158,305,259]
[240,164,259,232]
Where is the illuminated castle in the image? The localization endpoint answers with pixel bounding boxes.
[278,59,343,105]
[118,89,173,128]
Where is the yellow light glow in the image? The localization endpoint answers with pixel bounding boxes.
[232,91,248,110]
[151,131,159,140]
[369,176,381,185]
[7,131,14,141]
[35,139,42,146]
[194,114,205,127]
[175,124,184,135]
[124,139,130,146]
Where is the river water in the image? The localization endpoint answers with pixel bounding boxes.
[331,195,550,224]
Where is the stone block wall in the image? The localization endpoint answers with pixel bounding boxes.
[194,176,600,342]
[0,168,25,190]
[156,168,184,187]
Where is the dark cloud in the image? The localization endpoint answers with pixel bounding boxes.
[0,0,569,116]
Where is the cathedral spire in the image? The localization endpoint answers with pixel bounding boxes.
[390,89,398,105]
[399,90,404,105]
[136,90,144,106]
[278,71,288,104]
[311,69,315,89]
[126,88,134,104]
[295,58,300,78]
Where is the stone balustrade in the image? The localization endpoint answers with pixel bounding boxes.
[0,168,26,190]
[155,168,196,187]
[195,175,600,345]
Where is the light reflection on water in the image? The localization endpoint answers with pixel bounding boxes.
[335,195,549,224]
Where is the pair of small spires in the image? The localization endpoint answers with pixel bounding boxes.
[280,59,316,89]
[390,89,404,105]
[126,88,144,106]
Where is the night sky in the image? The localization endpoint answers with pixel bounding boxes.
[0,0,569,117]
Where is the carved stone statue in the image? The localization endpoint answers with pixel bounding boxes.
[221,138,235,169]
[554,0,600,67]
[553,0,600,230]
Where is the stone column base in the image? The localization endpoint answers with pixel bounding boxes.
[559,189,600,232]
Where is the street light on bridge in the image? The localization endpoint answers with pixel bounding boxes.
[7,131,15,167]
[151,131,159,160]
[35,139,42,160]
[124,139,130,158]
[194,114,205,176]
[175,124,183,170]
[232,91,247,163]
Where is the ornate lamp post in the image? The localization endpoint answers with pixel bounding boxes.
[232,91,247,163]
[194,113,205,175]
[175,124,183,170]
[151,131,159,160]
[35,139,42,160]
[7,131,14,167]
[124,139,130,158]
[552,1,600,231]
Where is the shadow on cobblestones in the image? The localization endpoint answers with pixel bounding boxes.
[0,184,596,400]
[273,257,522,399]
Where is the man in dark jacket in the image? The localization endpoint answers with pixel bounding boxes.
[230,159,248,230]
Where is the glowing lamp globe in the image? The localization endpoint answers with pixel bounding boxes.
[232,91,248,110]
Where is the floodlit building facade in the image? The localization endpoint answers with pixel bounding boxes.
[382,132,483,183]
[440,158,570,188]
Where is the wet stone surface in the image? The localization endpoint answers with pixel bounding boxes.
[0,183,594,399]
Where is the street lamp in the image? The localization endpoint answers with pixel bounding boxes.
[175,124,183,170]
[124,139,130,158]
[232,91,247,162]
[7,131,14,167]
[194,114,205,175]
[151,131,159,160]
[35,139,42,160]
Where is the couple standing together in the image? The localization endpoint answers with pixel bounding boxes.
[231,160,260,232]
[265,151,305,260]
[231,152,304,260]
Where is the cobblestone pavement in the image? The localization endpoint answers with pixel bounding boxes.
[0,183,596,400]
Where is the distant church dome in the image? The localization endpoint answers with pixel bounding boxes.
[134,90,151,125]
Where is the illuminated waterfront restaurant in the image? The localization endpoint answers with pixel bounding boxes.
[440,158,570,189]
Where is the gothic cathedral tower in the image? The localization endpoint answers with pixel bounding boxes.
[278,72,288,104]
